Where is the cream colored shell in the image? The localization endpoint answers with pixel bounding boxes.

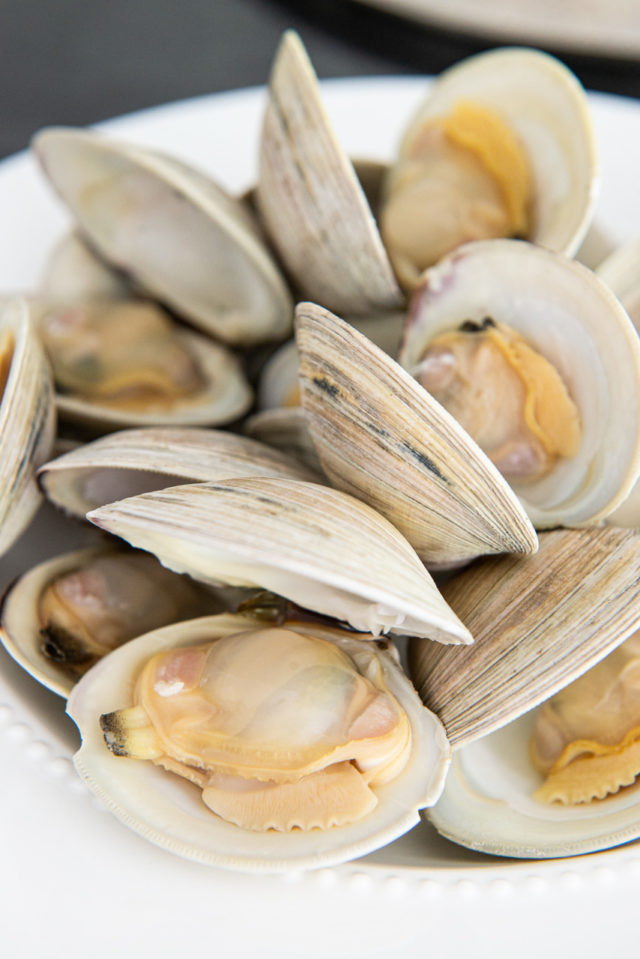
[393,46,598,259]
[38,426,317,519]
[68,614,451,873]
[409,527,640,858]
[33,127,293,346]
[86,477,473,644]
[256,30,402,316]
[400,239,640,528]
[296,301,538,568]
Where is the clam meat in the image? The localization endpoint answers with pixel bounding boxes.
[381,47,598,290]
[400,239,640,527]
[33,298,253,430]
[68,613,450,871]
[0,545,221,696]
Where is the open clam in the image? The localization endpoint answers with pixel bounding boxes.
[295,301,537,568]
[399,239,640,528]
[32,127,293,346]
[38,426,318,519]
[32,297,253,431]
[381,46,598,290]
[68,612,450,872]
[256,30,402,316]
[0,298,56,557]
[0,544,220,696]
[409,527,640,858]
[86,477,473,644]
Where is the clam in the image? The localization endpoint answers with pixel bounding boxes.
[32,127,293,346]
[256,30,402,316]
[409,527,640,858]
[399,239,640,528]
[295,301,537,568]
[0,544,220,696]
[0,298,56,557]
[38,426,319,519]
[68,613,450,872]
[381,46,598,290]
[32,297,252,431]
[86,477,473,644]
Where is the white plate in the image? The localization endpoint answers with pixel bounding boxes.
[354,0,640,59]
[3,78,640,958]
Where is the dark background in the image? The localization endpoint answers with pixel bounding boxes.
[2,0,640,161]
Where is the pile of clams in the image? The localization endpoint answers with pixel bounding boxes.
[4,29,640,874]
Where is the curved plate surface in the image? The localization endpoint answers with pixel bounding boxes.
[354,0,640,59]
[2,78,640,957]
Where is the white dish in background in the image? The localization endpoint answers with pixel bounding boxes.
[353,0,640,59]
[2,78,640,958]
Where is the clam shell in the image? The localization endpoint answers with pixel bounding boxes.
[33,127,293,346]
[0,544,221,697]
[428,708,640,859]
[256,30,402,316]
[409,527,640,748]
[40,305,254,432]
[38,426,317,519]
[392,46,598,262]
[400,239,640,527]
[68,613,450,873]
[410,527,640,858]
[296,301,537,568]
[86,477,473,644]
[0,298,56,557]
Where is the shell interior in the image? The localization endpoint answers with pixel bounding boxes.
[33,127,293,346]
[38,427,317,519]
[400,239,640,527]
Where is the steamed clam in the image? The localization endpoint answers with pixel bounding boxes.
[85,476,473,644]
[38,426,318,519]
[399,239,640,528]
[32,126,293,346]
[296,301,538,568]
[34,297,253,430]
[0,545,220,696]
[410,527,640,858]
[596,237,640,527]
[68,613,450,871]
[256,30,402,315]
[530,632,640,805]
[381,47,598,290]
